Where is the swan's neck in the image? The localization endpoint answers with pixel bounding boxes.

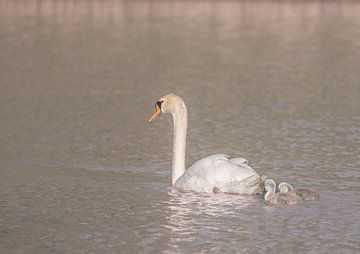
[171,104,187,186]
[281,183,293,193]
[264,187,275,201]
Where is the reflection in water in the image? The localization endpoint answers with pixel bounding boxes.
[1,0,359,15]
[2,0,360,26]
[163,190,257,245]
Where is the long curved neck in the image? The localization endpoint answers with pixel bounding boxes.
[279,183,293,193]
[264,186,275,200]
[171,104,188,186]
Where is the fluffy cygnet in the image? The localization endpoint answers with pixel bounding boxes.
[278,182,320,201]
[264,179,302,205]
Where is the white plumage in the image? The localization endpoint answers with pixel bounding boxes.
[149,94,265,195]
[175,154,264,194]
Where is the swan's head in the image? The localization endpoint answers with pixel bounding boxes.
[149,94,186,123]
[264,179,277,193]
[278,182,294,193]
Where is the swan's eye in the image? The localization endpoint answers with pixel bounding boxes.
[156,100,164,109]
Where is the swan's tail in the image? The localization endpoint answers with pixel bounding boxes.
[218,175,267,195]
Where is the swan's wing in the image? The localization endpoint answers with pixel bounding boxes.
[187,154,228,171]
[229,157,249,165]
[186,154,258,183]
[175,154,264,194]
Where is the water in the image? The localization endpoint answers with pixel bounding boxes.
[1,0,359,253]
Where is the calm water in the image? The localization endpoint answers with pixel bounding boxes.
[1,0,360,253]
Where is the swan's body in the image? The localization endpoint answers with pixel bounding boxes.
[264,179,302,205]
[149,94,265,195]
[175,154,264,194]
[279,182,320,201]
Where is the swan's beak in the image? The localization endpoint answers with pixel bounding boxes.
[149,104,161,123]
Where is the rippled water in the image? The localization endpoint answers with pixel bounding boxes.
[1,0,359,253]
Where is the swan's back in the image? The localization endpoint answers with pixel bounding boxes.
[265,193,299,205]
[175,154,264,194]
[186,154,258,182]
[279,182,320,201]
[294,188,320,201]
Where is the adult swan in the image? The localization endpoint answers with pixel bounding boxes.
[149,94,266,194]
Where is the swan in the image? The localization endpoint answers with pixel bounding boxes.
[264,179,302,205]
[149,94,266,194]
[278,182,320,201]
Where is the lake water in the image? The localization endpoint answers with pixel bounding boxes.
[1,0,359,253]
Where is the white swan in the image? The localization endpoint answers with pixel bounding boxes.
[278,182,320,201]
[264,179,302,205]
[149,94,266,194]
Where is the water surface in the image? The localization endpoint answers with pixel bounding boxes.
[0,0,359,253]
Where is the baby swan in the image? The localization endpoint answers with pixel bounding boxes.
[264,179,302,205]
[279,182,320,201]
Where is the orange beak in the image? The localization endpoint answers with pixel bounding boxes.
[149,104,161,123]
